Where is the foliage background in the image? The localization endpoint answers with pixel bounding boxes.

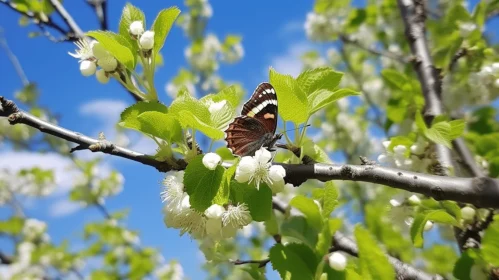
[1,0,499,279]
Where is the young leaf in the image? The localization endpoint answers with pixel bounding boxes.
[120,101,169,132]
[481,218,499,266]
[307,88,359,115]
[424,121,452,148]
[269,68,309,124]
[152,7,181,55]
[269,243,315,280]
[184,155,225,212]
[453,250,476,280]
[415,110,427,132]
[212,164,236,205]
[290,195,323,230]
[410,210,459,248]
[119,3,146,38]
[136,111,182,142]
[296,67,343,94]
[449,119,465,139]
[177,110,224,139]
[355,226,395,280]
[381,69,410,91]
[322,181,339,217]
[281,216,318,249]
[264,211,279,236]
[316,218,332,256]
[230,181,272,221]
[201,85,243,109]
[87,31,135,69]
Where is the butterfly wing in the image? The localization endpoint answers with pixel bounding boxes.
[225,82,279,156]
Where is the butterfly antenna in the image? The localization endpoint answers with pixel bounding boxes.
[281,124,311,133]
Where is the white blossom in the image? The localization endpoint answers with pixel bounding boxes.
[68,39,95,61]
[424,221,433,231]
[80,60,96,76]
[96,69,110,84]
[304,12,343,42]
[129,21,144,36]
[139,31,155,50]
[328,252,347,271]
[202,153,221,170]
[222,203,252,229]
[161,171,185,206]
[91,42,109,60]
[22,219,47,241]
[408,195,421,205]
[235,147,274,189]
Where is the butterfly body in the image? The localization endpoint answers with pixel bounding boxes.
[225,83,281,157]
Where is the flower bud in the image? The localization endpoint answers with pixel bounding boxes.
[408,195,421,206]
[98,56,118,72]
[139,31,155,50]
[328,252,347,271]
[129,21,144,36]
[80,60,96,76]
[92,42,109,59]
[424,221,433,231]
[204,204,225,219]
[269,165,286,182]
[202,153,221,170]
[95,69,110,84]
[461,206,476,221]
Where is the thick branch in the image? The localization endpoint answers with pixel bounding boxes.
[282,163,499,208]
[2,96,499,208]
[0,97,184,172]
[332,232,443,280]
[397,0,453,175]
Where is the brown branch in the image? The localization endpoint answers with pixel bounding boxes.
[448,48,467,72]
[232,258,270,268]
[86,0,108,30]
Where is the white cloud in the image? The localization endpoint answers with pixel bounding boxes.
[280,20,303,35]
[79,99,127,120]
[269,42,312,77]
[0,151,78,195]
[48,199,82,217]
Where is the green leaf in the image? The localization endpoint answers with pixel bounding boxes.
[453,249,477,280]
[449,119,465,139]
[290,195,323,230]
[415,110,427,132]
[296,67,343,95]
[0,217,24,235]
[410,210,459,248]
[151,7,180,55]
[441,201,462,221]
[212,164,236,205]
[230,181,272,221]
[201,85,243,109]
[264,211,279,236]
[308,88,359,115]
[355,226,395,280]
[281,216,318,249]
[472,1,486,28]
[120,101,169,131]
[322,181,339,217]
[482,218,499,266]
[269,243,315,280]
[136,111,182,142]
[119,3,145,37]
[316,218,332,256]
[178,110,224,139]
[184,155,225,212]
[87,31,135,69]
[269,68,308,124]
[425,121,452,148]
[381,69,410,91]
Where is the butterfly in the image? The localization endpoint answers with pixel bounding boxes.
[224,82,282,157]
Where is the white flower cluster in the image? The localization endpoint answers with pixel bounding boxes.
[128,21,155,51]
[304,12,343,42]
[377,137,432,173]
[161,171,252,239]
[220,41,244,63]
[2,242,45,279]
[153,260,184,280]
[0,169,55,206]
[235,147,289,194]
[69,39,118,83]
[185,34,221,74]
[22,218,49,242]
[178,0,213,36]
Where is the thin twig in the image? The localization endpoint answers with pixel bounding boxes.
[448,48,467,72]
[340,34,411,63]
[86,0,108,30]
[0,29,29,86]
[232,258,270,268]
[48,0,84,39]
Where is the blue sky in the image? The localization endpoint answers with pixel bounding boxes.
[1,0,495,278]
[0,1,329,278]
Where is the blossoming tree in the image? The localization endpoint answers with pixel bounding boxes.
[1,0,499,279]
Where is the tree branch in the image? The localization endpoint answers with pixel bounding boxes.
[48,0,84,39]
[232,258,270,268]
[397,0,453,175]
[0,96,184,172]
[2,96,499,208]
[332,231,443,280]
[340,33,411,64]
[86,0,108,30]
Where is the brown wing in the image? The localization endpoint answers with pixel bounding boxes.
[225,116,274,157]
